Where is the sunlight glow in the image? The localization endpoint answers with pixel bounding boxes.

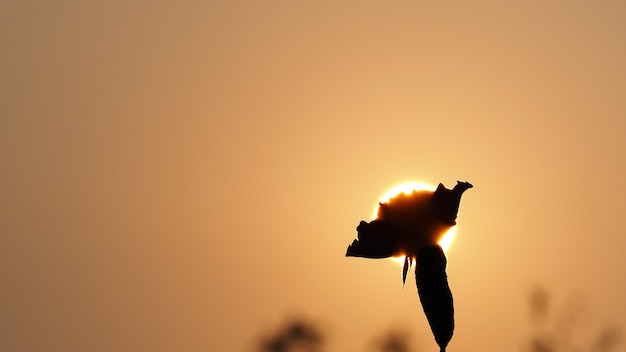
[391,256,407,265]
[390,228,456,264]
[438,226,456,252]
[374,182,457,263]
[372,181,436,219]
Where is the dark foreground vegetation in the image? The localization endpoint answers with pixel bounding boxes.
[256,286,621,352]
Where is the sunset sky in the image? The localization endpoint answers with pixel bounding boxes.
[2,1,626,351]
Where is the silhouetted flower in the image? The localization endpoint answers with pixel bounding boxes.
[346,181,472,352]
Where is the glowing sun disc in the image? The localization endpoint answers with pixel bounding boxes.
[374,182,457,260]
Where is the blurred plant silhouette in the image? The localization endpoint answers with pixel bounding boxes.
[259,317,323,352]
[256,286,621,352]
[372,329,416,352]
[527,285,621,352]
[257,317,418,352]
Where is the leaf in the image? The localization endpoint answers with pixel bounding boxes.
[402,256,409,287]
[416,245,454,352]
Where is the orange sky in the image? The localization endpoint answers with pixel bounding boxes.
[2,1,626,351]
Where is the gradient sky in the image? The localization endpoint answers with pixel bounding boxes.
[2,1,626,351]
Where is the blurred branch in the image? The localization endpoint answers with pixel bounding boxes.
[529,285,550,326]
[373,329,415,352]
[259,317,323,352]
[592,325,621,352]
[527,285,621,352]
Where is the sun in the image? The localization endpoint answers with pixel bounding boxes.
[374,182,457,264]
